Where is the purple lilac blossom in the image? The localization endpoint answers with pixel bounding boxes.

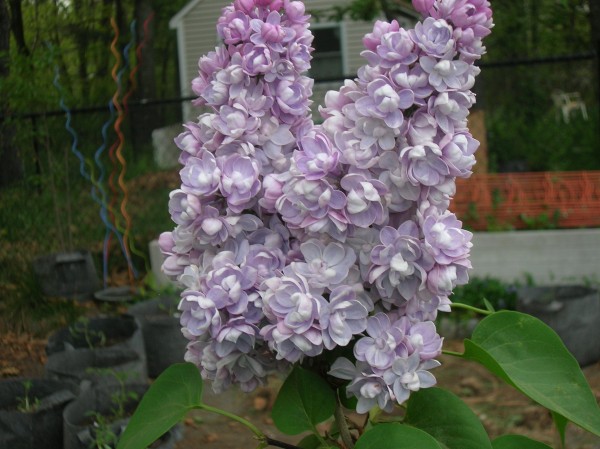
[321,286,371,349]
[341,174,389,227]
[180,152,221,197]
[260,274,326,362]
[354,313,411,370]
[382,353,440,404]
[218,154,261,213]
[368,222,432,300]
[294,130,340,180]
[355,77,414,128]
[410,18,455,58]
[160,0,492,409]
[291,239,357,288]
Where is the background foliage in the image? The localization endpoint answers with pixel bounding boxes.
[478,0,599,172]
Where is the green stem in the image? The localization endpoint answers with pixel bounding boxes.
[335,395,355,449]
[198,404,302,449]
[442,349,464,357]
[199,403,264,439]
[450,302,493,316]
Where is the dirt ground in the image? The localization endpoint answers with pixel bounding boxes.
[2,332,600,449]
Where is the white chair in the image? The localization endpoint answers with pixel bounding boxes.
[551,90,588,123]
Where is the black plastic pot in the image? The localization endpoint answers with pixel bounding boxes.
[32,251,100,300]
[46,315,146,361]
[517,285,600,366]
[45,347,148,387]
[0,378,77,449]
[94,286,139,304]
[127,296,187,378]
[62,383,182,449]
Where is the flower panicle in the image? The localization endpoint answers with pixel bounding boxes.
[159,0,492,411]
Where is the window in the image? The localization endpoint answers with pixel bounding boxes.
[310,25,344,81]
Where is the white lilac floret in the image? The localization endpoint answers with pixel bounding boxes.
[160,0,492,412]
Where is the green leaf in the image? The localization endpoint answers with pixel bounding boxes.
[117,363,203,449]
[492,435,553,449]
[355,423,443,449]
[405,388,493,449]
[483,298,496,312]
[297,434,336,449]
[551,410,568,448]
[464,311,600,437]
[272,366,335,435]
[298,434,322,449]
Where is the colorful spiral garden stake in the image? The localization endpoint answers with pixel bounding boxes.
[106,16,138,285]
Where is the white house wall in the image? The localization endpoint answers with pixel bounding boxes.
[180,0,224,97]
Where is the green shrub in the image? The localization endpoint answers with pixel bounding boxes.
[451,277,518,312]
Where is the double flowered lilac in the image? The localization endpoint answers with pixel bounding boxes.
[374,29,417,68]
[217,9,251,45]
[214,104,260,141]
[205,253,257,315]
[354,313,410,370]
[429,90,473,133]
[168,189,202,225]
[180,152,221,197]
[241,44,274,75]
[218,154,261,213]
[382,353,439,404]
[410,18,455,58]
[162,0,492,412]
[291,239,356,288]
[429,0,493,37]
[369,222,431,300]
[363,20,400,52]
[276,178,348,239]
[355,77,414,128]
[439,131,478,177]
[321,286,370,349]
[400,142,450,187]
[419,56,473,92]
[422,211,472,265]
[250,10,293,49]
[341,174,389,228]
[243,243,286,283]
[390,65,433,105]
[272,77,313,123]
[294,131,340,180]
[179,292,222,337]
[191,47,230,105]
[260,273,326,361]
[213,317,258,357]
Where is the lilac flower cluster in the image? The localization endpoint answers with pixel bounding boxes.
[160,0,492,410]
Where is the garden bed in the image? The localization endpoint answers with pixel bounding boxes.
[2,332,599,449]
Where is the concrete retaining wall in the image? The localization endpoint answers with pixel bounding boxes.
[470,228,600,284]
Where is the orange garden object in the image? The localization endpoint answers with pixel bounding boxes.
[451,171,600,230]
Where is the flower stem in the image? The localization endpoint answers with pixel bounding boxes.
[198,403,264,439]
[450,302,493,316]
[198,404,302,449]
[441,349,464,357]
[335,395,355,449]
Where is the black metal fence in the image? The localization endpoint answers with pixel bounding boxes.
[477,53,599,172]
[3,52,599,186]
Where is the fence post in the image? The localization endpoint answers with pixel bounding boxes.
[31,115,42,180]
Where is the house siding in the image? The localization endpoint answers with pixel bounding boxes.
[180,0,224,97]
